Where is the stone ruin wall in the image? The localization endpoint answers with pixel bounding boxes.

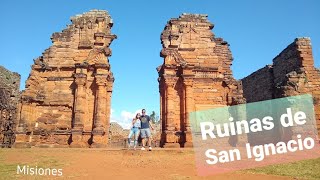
[0,66,20,147]
[242,37,320,133]
[14,10,116,148]
[1,11,318,148]
[241,65,274,102]
[157,14,244,148]
[158,14,320,148]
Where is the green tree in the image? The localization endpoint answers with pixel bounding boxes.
[150,111,160,124]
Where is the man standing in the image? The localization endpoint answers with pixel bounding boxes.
[140,109,154,151]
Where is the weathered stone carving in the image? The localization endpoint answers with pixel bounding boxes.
[14,10,116,148]
[157,14,244,148]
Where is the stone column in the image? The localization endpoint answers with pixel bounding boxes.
[71,72,87,147]
[93,75,107,134]
[73,73,87,131]
[163,77,180,148]
[17,104,28,133]
[183,78,194,147]
[105,80,113,137]
[159,88,163,131]
[91,75,109,148]
[159,81,167,147]
[13,104,30,148]
[160,82,167,146]
[15,103,21,128]
[165,79,175,131]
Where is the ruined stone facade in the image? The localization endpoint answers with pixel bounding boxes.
[157,14,244,148]
[14,10,116,148]
[242,37,320,132]
[0,66,20,147]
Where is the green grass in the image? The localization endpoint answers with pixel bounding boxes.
[246,158,320,180]
[0,163,24,179]
[0,151,64,179]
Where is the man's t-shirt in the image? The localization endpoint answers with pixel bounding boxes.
[140,115,150,129]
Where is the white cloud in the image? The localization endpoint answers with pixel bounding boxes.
[117,122,131,130]
[110,108,117,122]
[110,109,141,129]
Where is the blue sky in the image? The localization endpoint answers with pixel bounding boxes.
[0,0,319,128]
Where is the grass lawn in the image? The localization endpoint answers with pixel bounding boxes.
[246,158,320,180]
[0,150,64,180]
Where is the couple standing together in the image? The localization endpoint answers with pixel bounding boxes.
[128,109,154,151]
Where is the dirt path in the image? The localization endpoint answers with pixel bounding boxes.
[1,148,293,180]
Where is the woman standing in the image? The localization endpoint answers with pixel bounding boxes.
[128,113,141,150]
